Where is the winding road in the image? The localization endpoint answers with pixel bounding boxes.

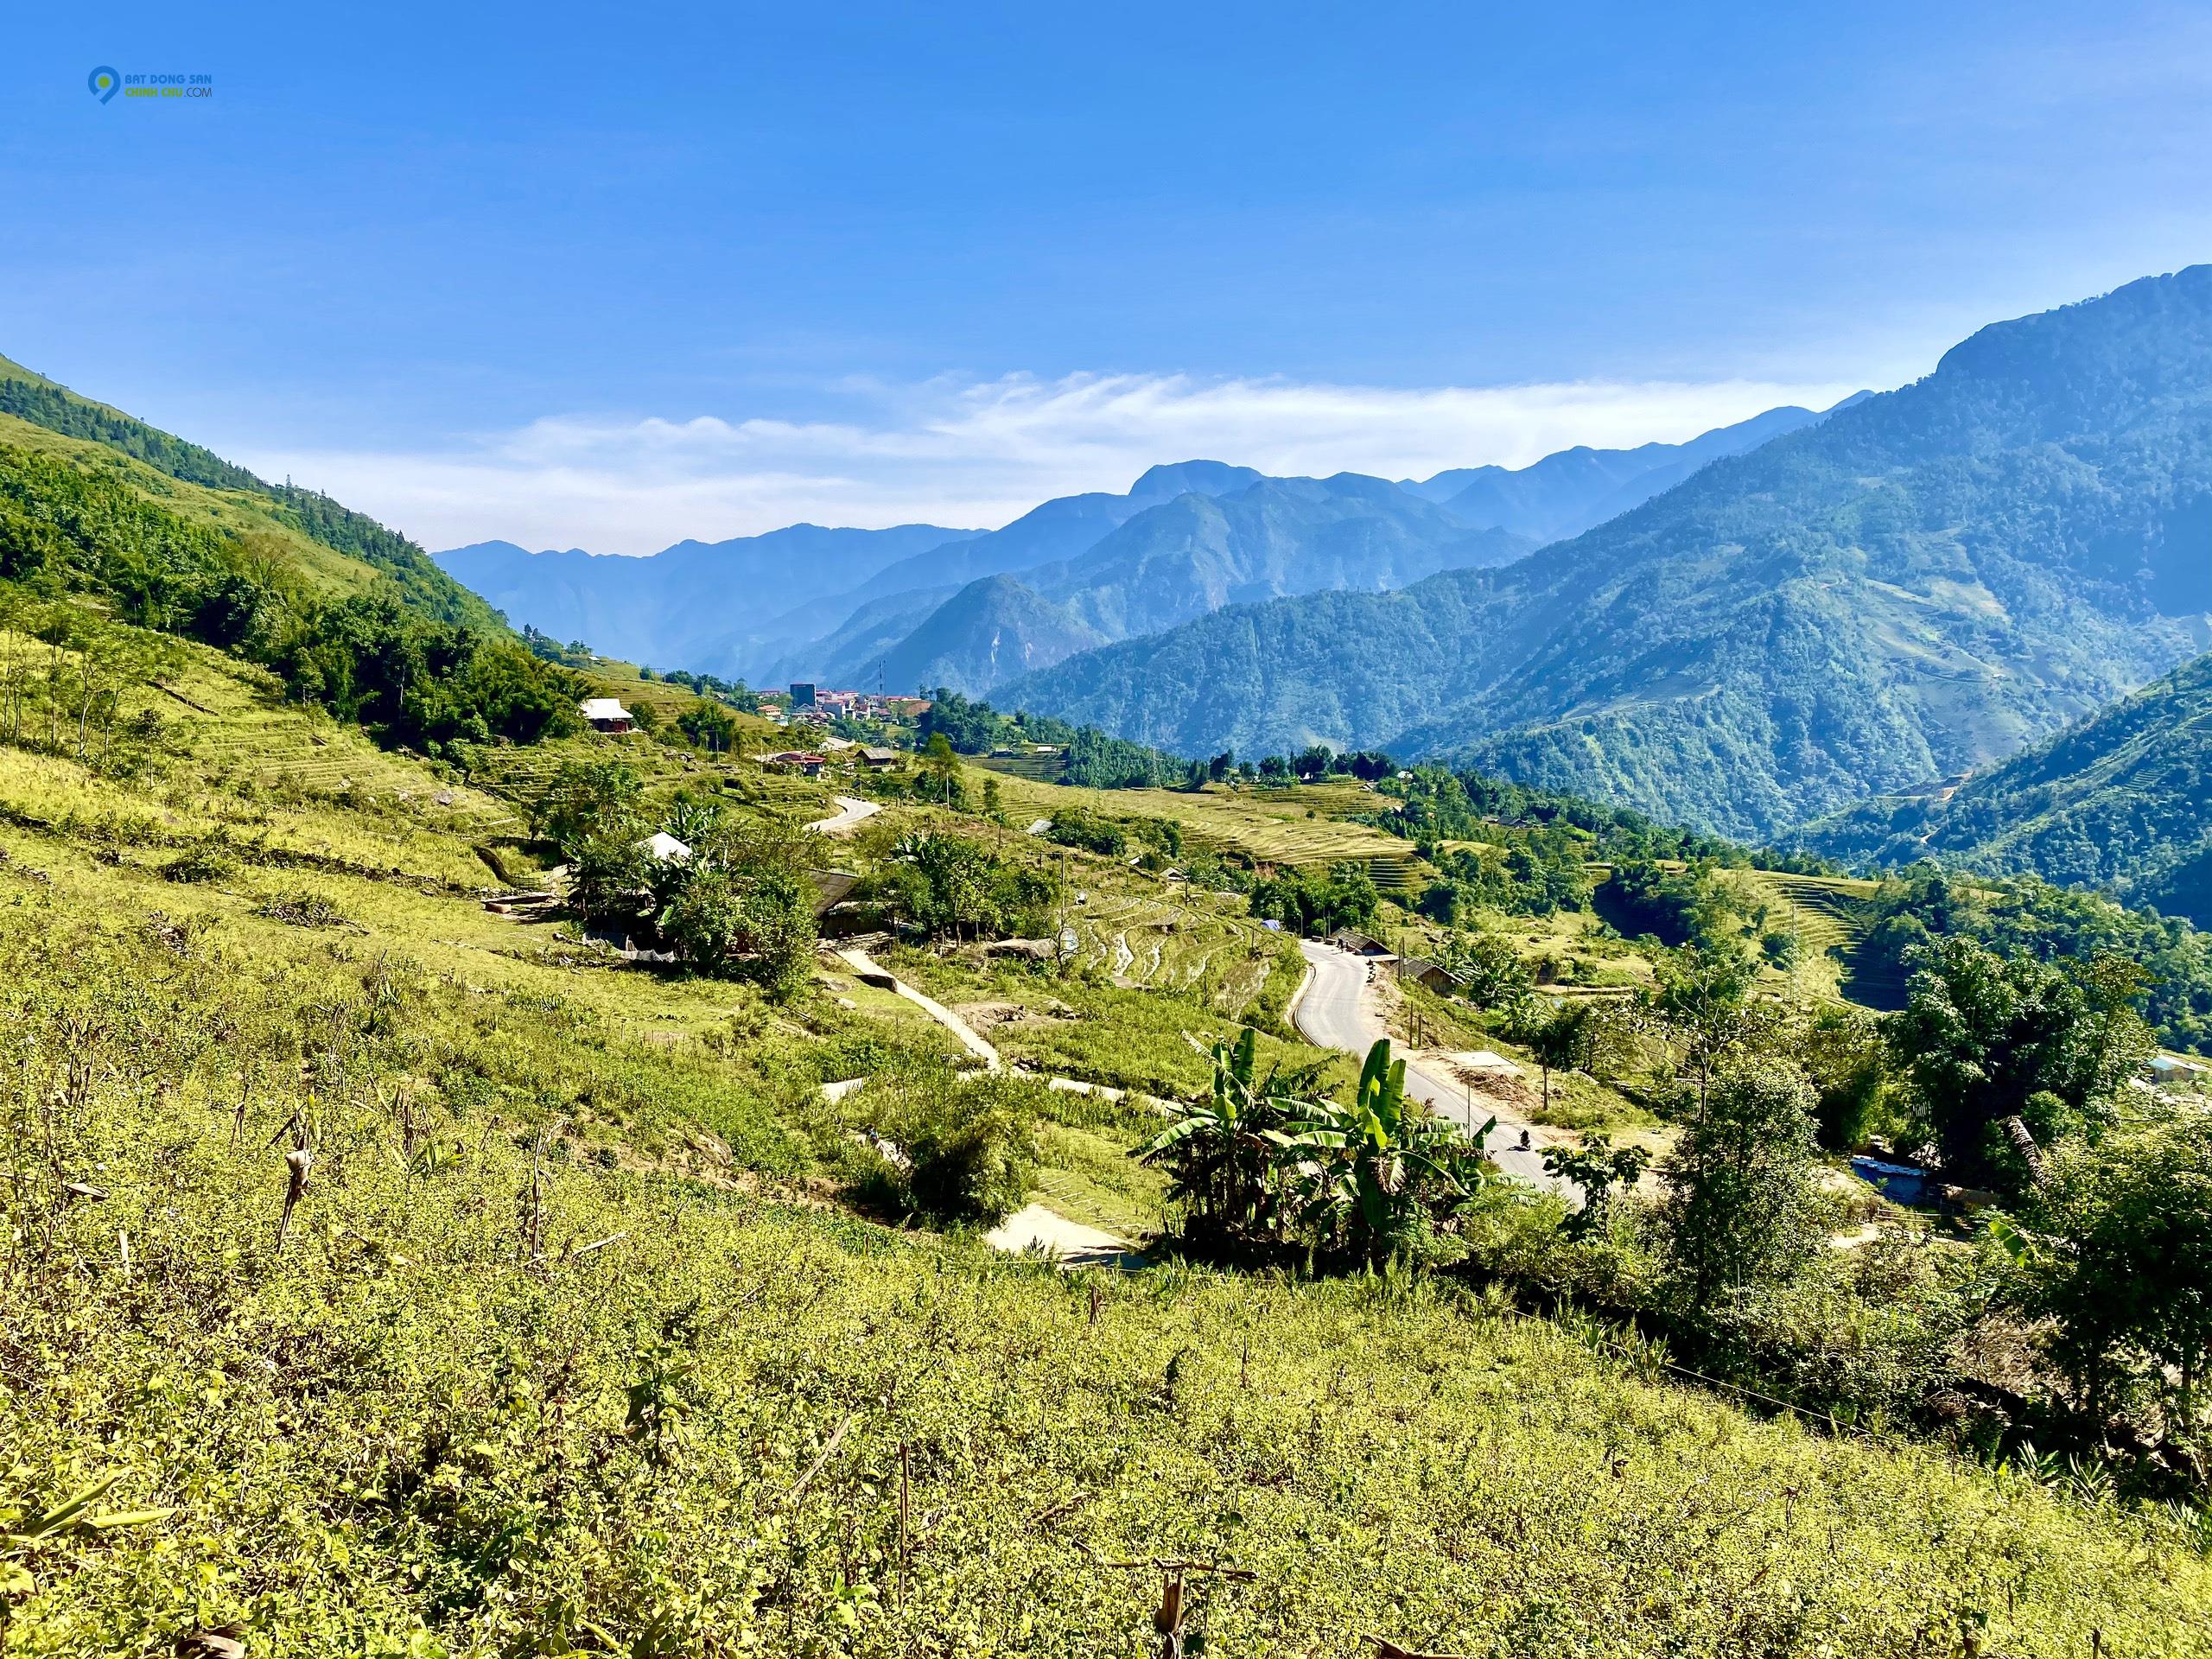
[1292,940,1573,1198]
[807,795,882,836]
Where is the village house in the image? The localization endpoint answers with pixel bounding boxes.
[761,750,829,779]
[637,831,693,863]
[578,696,634,734]
[1395,956,1459,993]
[860,746,901,770]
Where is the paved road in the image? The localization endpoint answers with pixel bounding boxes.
[1293,941,1573,1198]
[807,795,882,836]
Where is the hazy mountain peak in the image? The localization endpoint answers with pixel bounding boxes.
[1128,459,1264,501]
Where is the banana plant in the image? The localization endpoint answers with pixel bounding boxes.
[1273,1039,1495,1263]
[1138,1028,1300,1249]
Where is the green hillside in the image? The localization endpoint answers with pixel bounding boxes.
[0,353,497,631]
[1800,649,2212,926]
[1005,267,2212,842]
[7,338,2212,1657]
[0,353,588,761]
[3,619,2210,1654]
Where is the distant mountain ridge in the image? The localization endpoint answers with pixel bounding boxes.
[833,472,1535,696]
[1400,397,1864,545]
[859,574,1109,699]
[434,404,1842,696]
[1795,649,2212,926]
[1001,267,2212,841]
[435,522,977,676]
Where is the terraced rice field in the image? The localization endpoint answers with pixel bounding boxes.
[1754,870,1906,1007]
[981,770,1427,884]
[1065,879,1283,1015]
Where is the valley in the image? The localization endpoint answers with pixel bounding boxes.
[4,276,2212,1656]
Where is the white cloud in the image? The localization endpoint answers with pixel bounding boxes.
[240,370,1868,556]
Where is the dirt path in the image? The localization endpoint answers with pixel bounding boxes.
[983,1203,1143,1269]
[833,947,1002,1070]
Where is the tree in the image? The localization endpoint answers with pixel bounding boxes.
[1247,862,1379,937]
[1654,1061,1821,1312]
[1888,936,2153,1191]
[1651,945,1766,1111]
[653,815,820,996]
[1446,931,1535,1012]
[1525,1001,1600,1115]
[658,867,747,973]
[899,1077,1040,1228]
[2012,1115,2212,1433]
[921,731,961,804]
[569,833,650,931]
[1542,1132,1653,1240]
[676,702,739,754]
[1792,1004,1890,1151]
[533,760,643,858]
[734,867,819,999]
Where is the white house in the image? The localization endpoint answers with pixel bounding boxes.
[579,696,634,734]
[638,831,693,864]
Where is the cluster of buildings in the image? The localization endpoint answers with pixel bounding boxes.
[769,683,933,728]
[575,692,910,781]
[759,742,901,779]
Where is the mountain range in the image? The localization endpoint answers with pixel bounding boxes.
[1397,398,1855,543]
[1003,268,2212,841]
[5,266,2211,933]
[830,474,1535,696]
[1795,647,2212,926]
[435,404,1854,697]
[435,522,979,677]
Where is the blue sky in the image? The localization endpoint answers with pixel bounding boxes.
[8,1,2212,550]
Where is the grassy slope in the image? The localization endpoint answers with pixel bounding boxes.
[978,766,1428,892]
[3,630,2209,1652]
[0,412,379,600]
[0,353,503,632]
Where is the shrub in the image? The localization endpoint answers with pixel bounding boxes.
[159,838,235,884]
[252,889,353,930]
[903,1076,1039,1227]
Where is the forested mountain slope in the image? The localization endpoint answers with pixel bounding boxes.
[859,572,1108,696]
[1032,472,1531,640]
[0,354,584,754]
[1798,649,2212,925]
[0,353,498,631]
[1005,267,2212,840]
[836,473,1532,695]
